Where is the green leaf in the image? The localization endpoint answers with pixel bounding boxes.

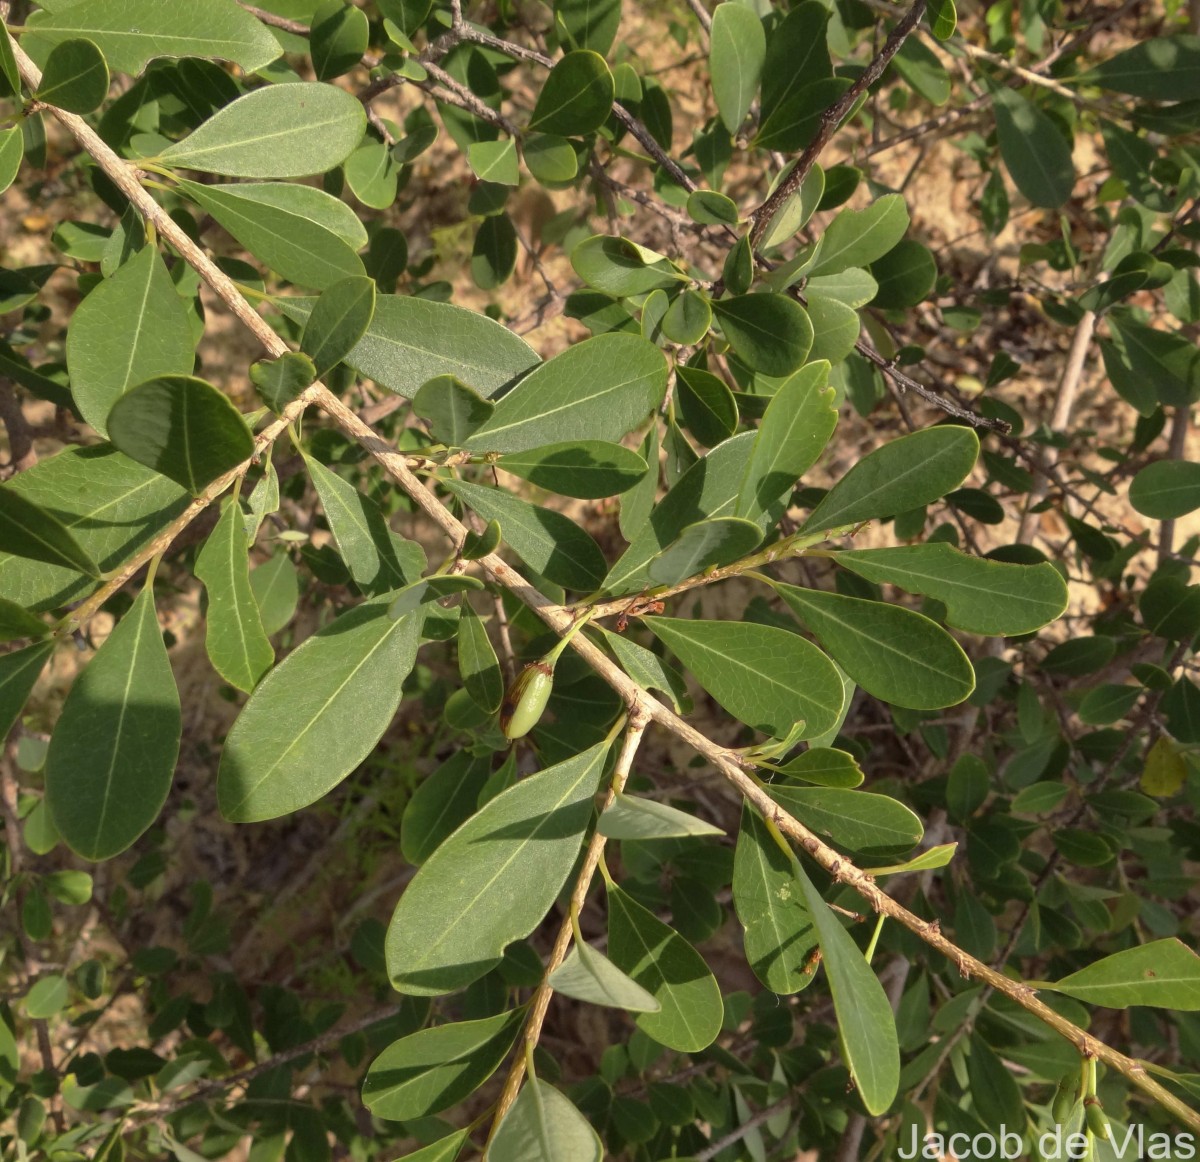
[892,37,950,105]
[1044,939,1200,1010]
[548,941,661,1012]
[278,294,539,399]
[571,235,686,298]
[711,294,813,376]
[661,290,714,346]
[66,245,196,437]
[794,861,899,1113]
[710,2,765,133]
[24,0,281,75]
[555,0,622,56]
[1129,459,1200,520]
[250,551,300,636]
[412,375,495,446]
[250,351,316,413]
[598,793,723,839]
[472,213,518,290]
[195,498,273,693]
[0,126,22,196]
[760,1,832,116]
[646,517,762,585]
[390,1131,470,1162]
[867,842,957,876]
[25,975,69,1020]
[755,76,848,153]
[497,441,648,498]
[686,190,739,227]
[304,454,425,595]
[490,1080,603,1162]
[968,1034,1025,1129]
[45,585,180,861]
[466,333,667,454]
[993,87,1075,209]
[402,750,494,866]
[458,602,503,714]
[159,83,365,177]
[809,194,910,277]
[106,376,254,495]
[300,276,376,378]
[0,642,55,741]
[926,0,957,38]
[217,594,421,822]
[34,37,109,113]
[345,134,401,209]
[444,479,606,592]
[596,626,690,714]
[774,747,864,787]
[386,743,610,995]
[0,18,20,96]
[387,575,482,621]
[837,542,1068,635]
[676,366,737,448]
[529,50,614,136]
[774,583,975,710]
[736,360,836,524]
[0,446,189,612]
[195,180,369,249]
[468,138,519,185]
[1106,314,1200,411]
[0,597,48,644]
[802,426,979,532]
[311,0,369,81]
[606,882,723,1051]
[766,785,923,856]
[870,239,938,309]
[646,616,846,738]
[362,1010,523,1120]
[733,803,819,994]
[177,179,365,290]
[0,487,101,578]
[1087,35,1200,100]
[523,133,579,182]
[805,267,878,307]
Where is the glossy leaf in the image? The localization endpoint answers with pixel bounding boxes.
[489,1080,603,1162]
[837,543,1068,635]
[178,179,365,290]
[646,616,846,738]
[159,83,366,177]
[794,861,900,1114]
[278,294,539,399]
[472,213,518,290]
[606,882,723,1052]
[766,785,923,856]
[809,195,910,277]
[993,87,1075,209]
[1045,939,1200,1010]
[775,583,975,709]
[24,0,280,75]
[497,441,648,498]
[445,480,607,591]
[676,366,737,448]
[646,516,762,585]
[66,245,196,437]
[311,0,369,80]
[870,240,938,309]
[195,498,273,693]
[598,793,723,839]
[386,743,609,995]
[458,602,503,713]
[466,333,667,454]
[0,487,100,578]
[106,376,254,495]
[711,294,813,376]
[1129,459,1200,520]
[733,803,819,993]
[529,51,614,136]
[760,1,832,117]
[362,1009,523,1120]
[710,2,765,133]
[45,585,180,861]
[217,594,421,822]
[548,941,661,1011]
[35,37,109,113]
[736,360,837,524]
[300,276,376,378]
[0,641,55,741]
[802,426,979,532]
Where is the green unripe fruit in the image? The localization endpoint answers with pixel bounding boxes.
[500,661,554,739]
[1052,1076,1079,1124]
[1084,1099,1111,1141]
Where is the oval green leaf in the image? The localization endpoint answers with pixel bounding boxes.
[993,87,1075,210]
[710,2,765,133]
[767,785,923,857]
[35,37,109,113]
[548,942,662,1012]
[529,50,614,136]
[490,1080,603,1162]
[497,440,648,498]
[646,516,762,586]
[711,294,813,376]
[300,275,377,378]
[1129,458,1200,520]
[0,487,100,578]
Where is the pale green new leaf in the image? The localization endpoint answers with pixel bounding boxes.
[0,597,48,644]
[489,1080,603,1162]
[795,860,900,1114]
[24,0,281,76]
[159,82,366,177]
[362,1009,523,1120]
[733,803,818,994]
[774,746,863,787]
[710,2,765,133]
[867,842,957,876]
[548,941,661,1012]
[598,793,723,839]
[466,333,667,454]
[45,585,181,860]
[217,594,421,821]
[606,883,723,1051]
[801,426,979,532]
[837,542,1068,635]
[386,743,609,995]
[775,583,975,709]
[195,498,273,693]
[646,616,846,739]
[1044,939,1200,1010]
[65,245,196,437]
